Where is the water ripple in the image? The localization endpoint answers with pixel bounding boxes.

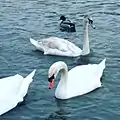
[0,0,120,120]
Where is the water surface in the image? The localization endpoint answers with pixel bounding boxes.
[0,0,120,119]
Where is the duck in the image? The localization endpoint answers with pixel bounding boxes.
[30,15,95,57]
[48,59,106,99]
[59,15,76,32]
[0,69,36,115]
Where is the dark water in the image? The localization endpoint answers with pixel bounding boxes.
[0,0,120,119]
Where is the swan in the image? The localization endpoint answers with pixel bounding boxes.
[48,59,106,99]
[30,15,95,57]
[59,15,76,32]
[0,69,36,115]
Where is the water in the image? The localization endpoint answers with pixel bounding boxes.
[0,0,120,119]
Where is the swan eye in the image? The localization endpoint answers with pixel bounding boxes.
[48,74,54,82]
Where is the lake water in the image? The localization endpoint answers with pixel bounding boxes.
[0,0,120,119]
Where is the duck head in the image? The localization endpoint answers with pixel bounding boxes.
[59,15,66,21]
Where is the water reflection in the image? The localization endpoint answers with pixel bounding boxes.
[46,99,70,120]
[75,54,91,65]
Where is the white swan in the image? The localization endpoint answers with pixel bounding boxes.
[0,69,36,115]
[48,59,106,99]
[30,15,95,57]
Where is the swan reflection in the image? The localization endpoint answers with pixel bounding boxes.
[46,99,70,120]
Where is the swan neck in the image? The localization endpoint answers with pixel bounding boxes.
[59,63,68,84]
[81,21,90,55]
[55,62,68,98]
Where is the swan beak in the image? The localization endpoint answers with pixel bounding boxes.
[48,80,54,89]
[91,25,96,29]
[88,18,96,29]
[90,22,96,29]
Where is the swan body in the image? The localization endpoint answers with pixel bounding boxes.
[48,59,106,99]
[59,15,76,32]
[30,15,95,57]
[0,69,36,115]
[30,37,82,57]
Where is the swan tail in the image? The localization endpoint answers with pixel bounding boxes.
[99,58,106,69]
[18,69,36,100]
[30,38,43,51]
[30,38,39,47]
[97,58,106,78]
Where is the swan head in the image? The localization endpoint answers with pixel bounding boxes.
[59,15,66,21]
[84,15,96,29]
[48,74,55,89]
[48,62,59,89]
[48,61,67,89]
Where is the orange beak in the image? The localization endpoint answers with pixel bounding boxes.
[48,79,54,89]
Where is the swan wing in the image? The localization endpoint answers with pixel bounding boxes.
[30,37,81,57]
[0,74,23,115]
[0,69,36,115]
[42,37,81,57]
[67,59,106,98]
[30,37,67,52]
